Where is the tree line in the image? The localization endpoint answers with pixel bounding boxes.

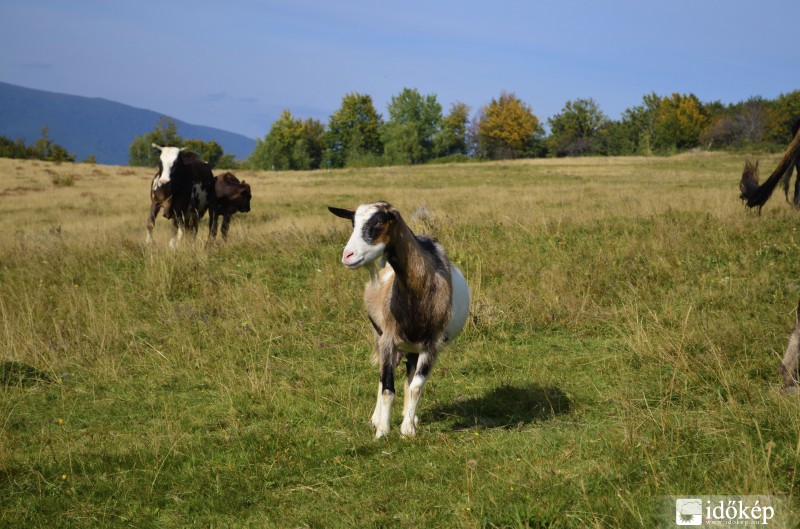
[244,88,800,170]
[0,127,77,163]
[4,90,797,169]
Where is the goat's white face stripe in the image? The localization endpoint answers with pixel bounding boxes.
[342,204,385,268]
[156,147,181,187]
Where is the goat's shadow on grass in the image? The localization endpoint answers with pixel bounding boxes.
[430,384,571,430]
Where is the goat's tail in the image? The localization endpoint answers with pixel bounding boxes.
[740,124,800,211]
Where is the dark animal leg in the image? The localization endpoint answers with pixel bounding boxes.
[220,213,231,240]
[147,202,161,243]
[208,212,219,240]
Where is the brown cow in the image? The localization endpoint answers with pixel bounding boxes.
[209,172,251,240]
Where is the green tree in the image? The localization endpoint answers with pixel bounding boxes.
[250,110,325,170]
[215,153,239,170]
[128,116,183,166]
[476,92,540,159]
[31,126,75,162]
[766,90,800,144]
[652,93,709,152]
[324,93,383,168]
[547,98,609,156]
[434,102,470,158]
[183,139,224,168]
[0,136,31,159]
[382,88,442,165]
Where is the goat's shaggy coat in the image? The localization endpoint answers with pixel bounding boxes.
[739,120,800,212]
[329,202,469,437]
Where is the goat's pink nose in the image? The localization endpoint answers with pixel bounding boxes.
[343,249,356,262]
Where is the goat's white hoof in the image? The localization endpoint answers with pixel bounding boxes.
[375,428,388,439]
[401,416,419,437]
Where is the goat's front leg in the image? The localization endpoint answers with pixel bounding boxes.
[401,351,435,437]
[373,336,396,438]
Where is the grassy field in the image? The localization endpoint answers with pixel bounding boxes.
[2,152,800,528]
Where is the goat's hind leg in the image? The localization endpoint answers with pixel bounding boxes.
[401,351,434,437]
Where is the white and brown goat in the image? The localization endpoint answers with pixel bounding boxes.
[329,201,470,437]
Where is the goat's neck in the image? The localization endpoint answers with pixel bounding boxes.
[385,223,436,294]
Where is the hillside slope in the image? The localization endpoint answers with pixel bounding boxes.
[0,81,256,165]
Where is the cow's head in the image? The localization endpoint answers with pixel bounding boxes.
[152,144,185,188]
[217,172,251,212]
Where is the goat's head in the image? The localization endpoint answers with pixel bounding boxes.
[328,201,398,268]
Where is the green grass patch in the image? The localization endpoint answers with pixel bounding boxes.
[2,154,800,527]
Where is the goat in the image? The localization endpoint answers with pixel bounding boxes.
[781,300,800,392]
[329,201,470,437]
[739,120,800,212]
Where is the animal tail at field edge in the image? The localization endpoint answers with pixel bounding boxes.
[740,121,800,212]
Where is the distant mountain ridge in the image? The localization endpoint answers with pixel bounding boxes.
[0,81,256,165]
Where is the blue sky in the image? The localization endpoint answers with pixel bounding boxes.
[1,0,798,140]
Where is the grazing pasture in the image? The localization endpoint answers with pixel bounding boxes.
[1,153,800,527]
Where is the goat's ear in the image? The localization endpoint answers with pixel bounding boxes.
[151,143,163,151]
[328,206,355,221]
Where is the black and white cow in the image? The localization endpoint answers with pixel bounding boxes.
[146,144,216,248]
[209,172,251,241]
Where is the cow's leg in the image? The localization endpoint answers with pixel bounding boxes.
[401,350,435,437]
[208,212,219,240]
[146,202,160,244]
[374,336,395,438]
[162,197,173,219]
[169,218,184,249]
[186,210,199,241]
[220,213,232,241]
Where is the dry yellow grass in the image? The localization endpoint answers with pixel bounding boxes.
[2,152,799,528]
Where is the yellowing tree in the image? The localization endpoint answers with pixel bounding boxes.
[653,93,708,152]
[477,92,539,159]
